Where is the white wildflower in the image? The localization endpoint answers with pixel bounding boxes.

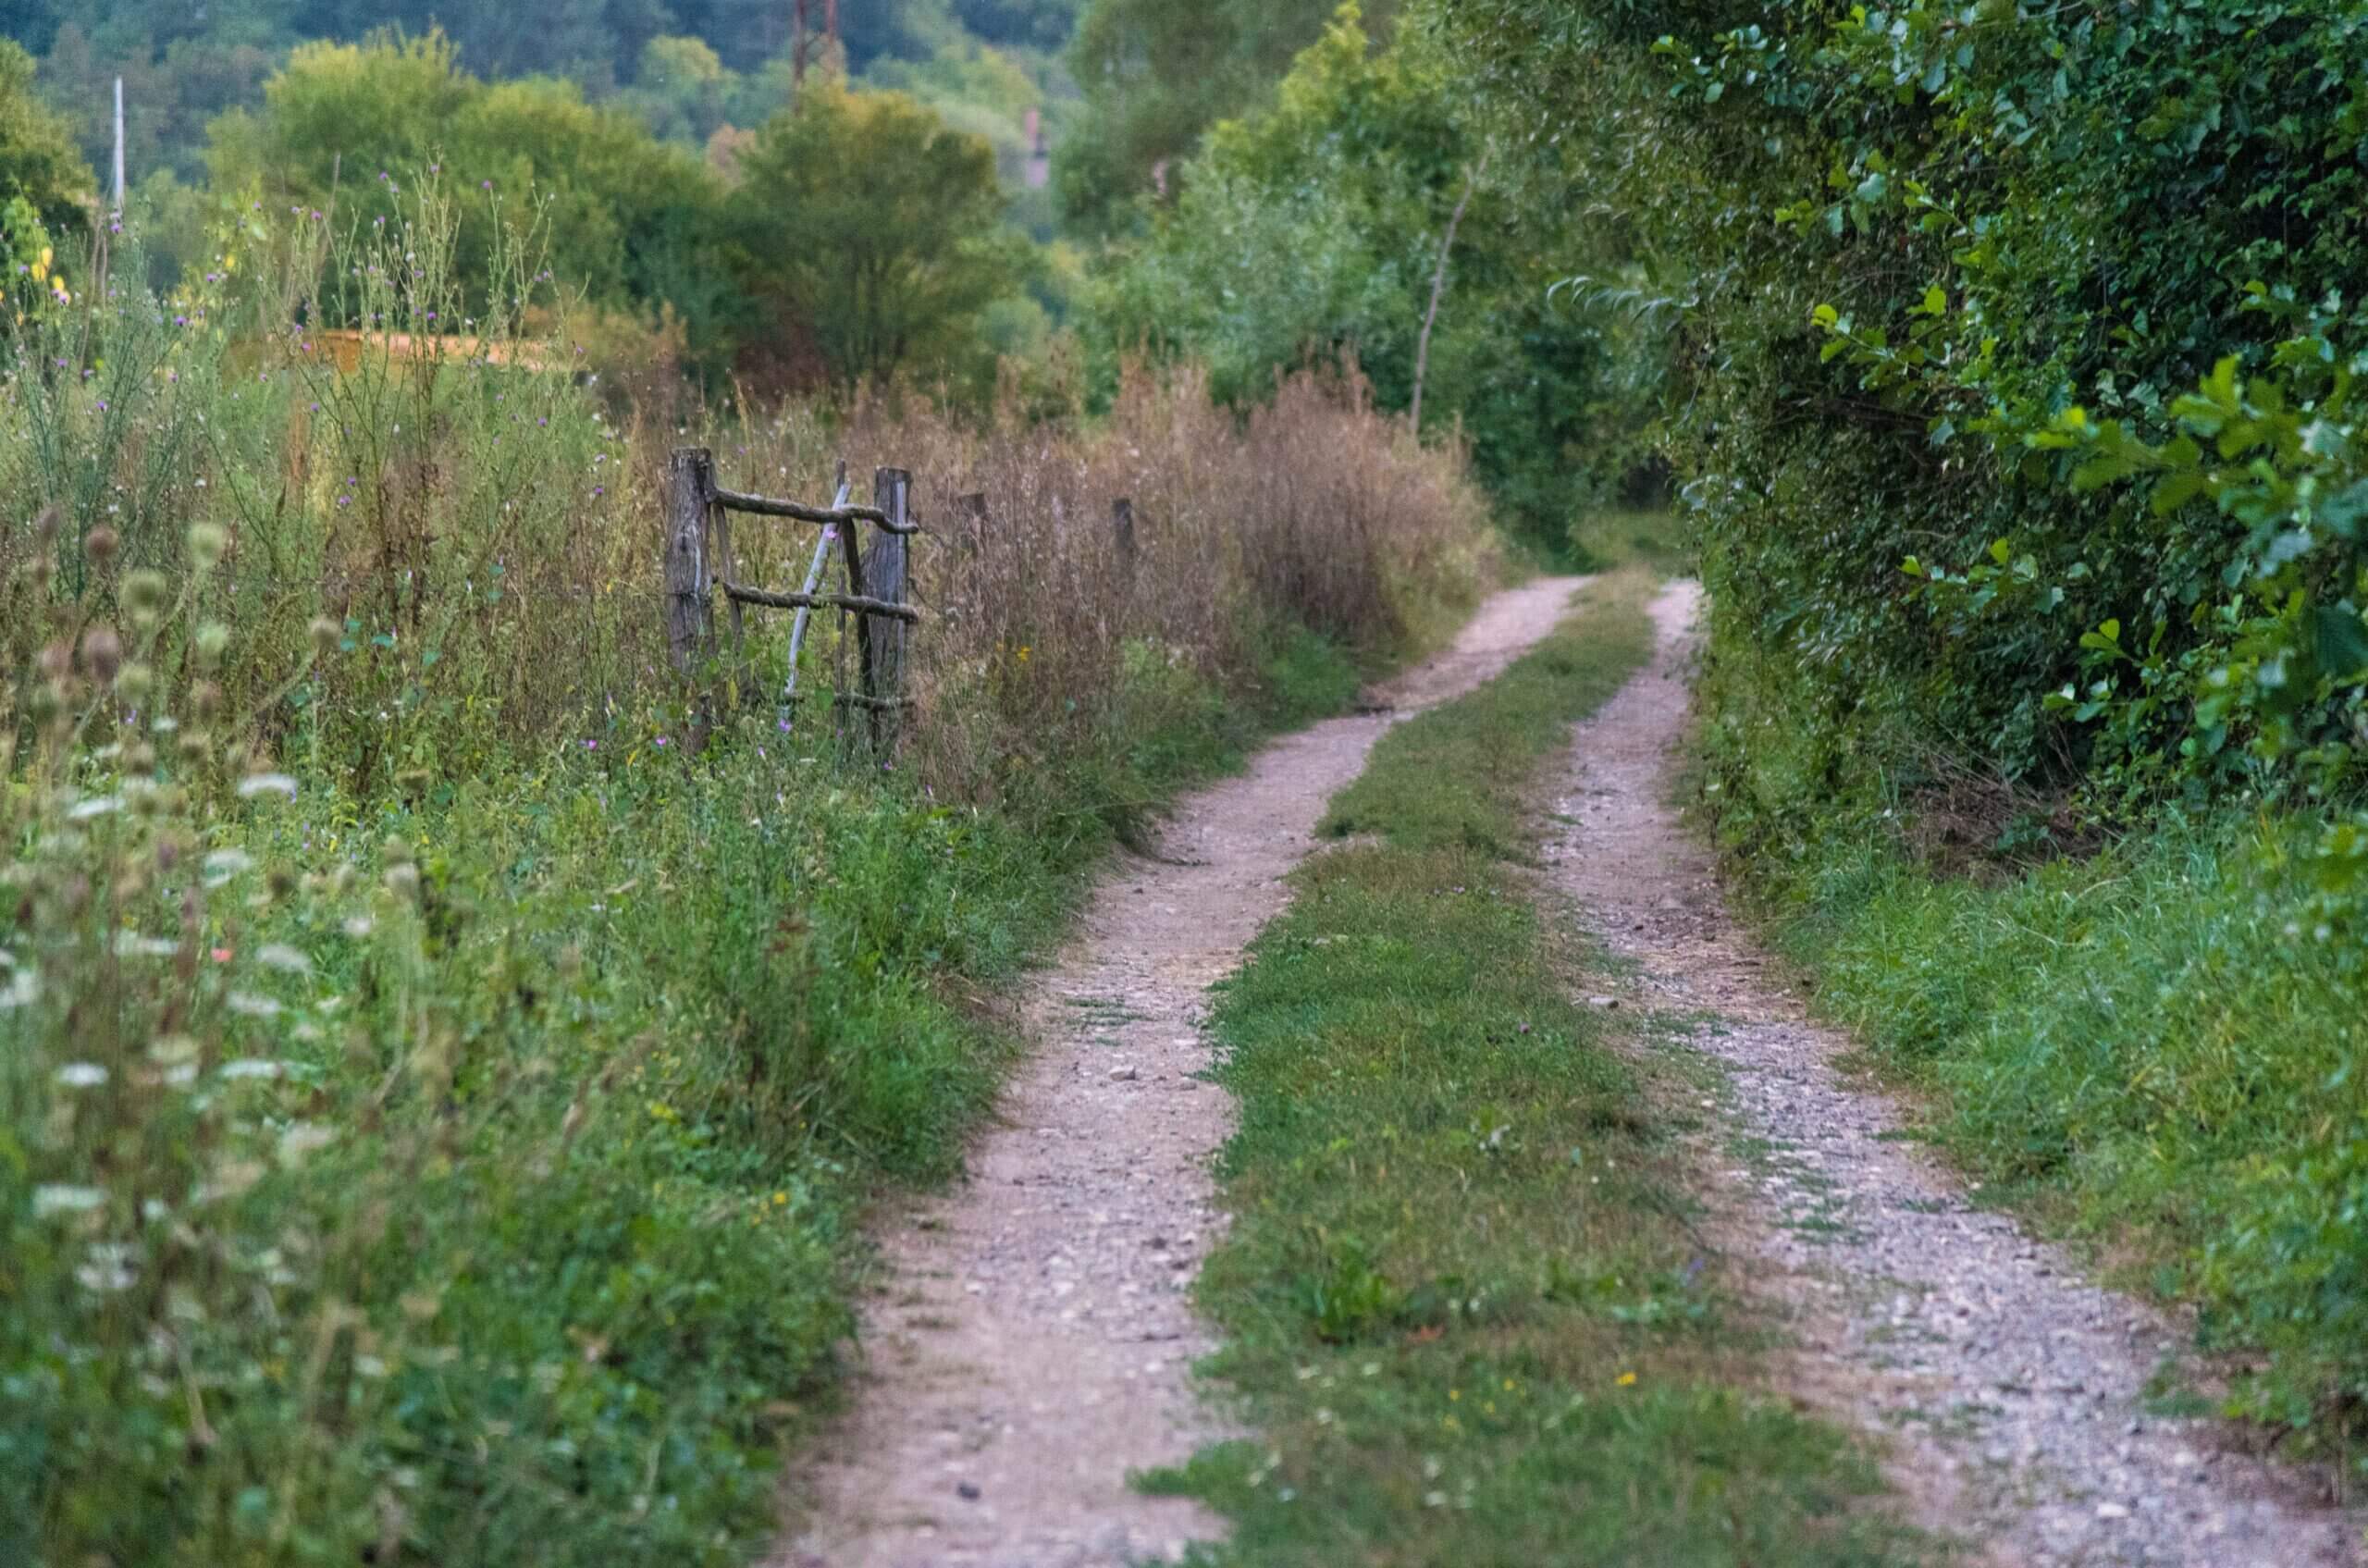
[277,1123,334,1165]
[76,1243,138,1292]
[217,1058,283,1080]
[202,848,254,887]
[32,1184,105,1217]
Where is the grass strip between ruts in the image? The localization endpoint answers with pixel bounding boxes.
[1145,573,1939,1567]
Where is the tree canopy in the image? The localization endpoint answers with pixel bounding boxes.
[205,31,722,335]
[724,82,1032,390]
[1084,6,1652,546]
[1056,0,1397,232]
[0,38,91,244]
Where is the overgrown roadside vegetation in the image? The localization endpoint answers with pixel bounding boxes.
[1712,763,2368,1452]
[1147,574,1933,1566]
[0,192,1495,1564]
[1436,0,2368,1476]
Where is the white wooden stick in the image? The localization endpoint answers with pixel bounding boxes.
[783,476,854,710]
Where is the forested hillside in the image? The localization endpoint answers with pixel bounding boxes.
[3,0,1654,554]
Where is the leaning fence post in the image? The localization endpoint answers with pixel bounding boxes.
[864,467,913,752]
[1112,496,1137,581]
[664,446,715,679]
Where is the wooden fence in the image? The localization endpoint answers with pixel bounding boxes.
[662,446,923,750]
[660,449,1145,754]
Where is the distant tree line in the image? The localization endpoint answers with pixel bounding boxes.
[0,0,1659,557]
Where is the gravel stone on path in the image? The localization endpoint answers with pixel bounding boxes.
[781,575,1594,1568]
[1550,581,2363,1568]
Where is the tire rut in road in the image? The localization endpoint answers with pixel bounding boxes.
[782,574,1593,1568]
[1548,581,2362,1568]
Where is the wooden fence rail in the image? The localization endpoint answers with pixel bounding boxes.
[661,451,1147,759]
[663,446,920,751]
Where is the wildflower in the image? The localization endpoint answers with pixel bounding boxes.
[32,1184,105,1217]
[202,846,253,885]
[278,1123,334,1164]
[1616,1371,1637,1387]
[77,1245,138,1292]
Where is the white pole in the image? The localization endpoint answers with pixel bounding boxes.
[783,474,854,712]
[111,77,125,213]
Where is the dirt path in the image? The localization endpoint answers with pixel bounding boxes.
[783,575,1592,1568]
[1551,581,2362,1568]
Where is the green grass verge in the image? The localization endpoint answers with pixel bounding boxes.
[1150,575,1935,1566]
[0,624,1370,1567]
[1567,508,1694,578]
[1739,813,2368,1462]
[1696,629,2368,1472]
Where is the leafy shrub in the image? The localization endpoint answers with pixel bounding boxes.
[1446,0,2368,812]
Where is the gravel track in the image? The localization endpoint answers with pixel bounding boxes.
[782,575,1594,1568]
[1549,581,2364,1568]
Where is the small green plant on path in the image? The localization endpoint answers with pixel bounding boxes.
[1147,574,1939,1566]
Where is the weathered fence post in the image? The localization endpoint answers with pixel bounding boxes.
[864,467,913,751]
[1112,496,1137,580]
[664,446,715,678]
[672,451,920,757]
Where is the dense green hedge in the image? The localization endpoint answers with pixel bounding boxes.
[1448,0,2368,818]
[1438,0,2368,1467]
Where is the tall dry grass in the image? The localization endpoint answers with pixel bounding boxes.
[0,195,1500,1568]
[701,360,1494,805]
